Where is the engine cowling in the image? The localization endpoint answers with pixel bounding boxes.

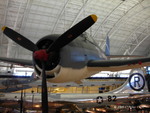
[33,35,61,78]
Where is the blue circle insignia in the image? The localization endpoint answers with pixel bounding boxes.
[128,73,145,91]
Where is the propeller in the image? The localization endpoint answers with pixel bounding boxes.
[41,61,48,113]
[2,14,97,113]
[2,26,38,52]
[47,14,97,52]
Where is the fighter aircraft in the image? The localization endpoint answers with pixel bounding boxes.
[1,14,150,112]
[0,69,149,112]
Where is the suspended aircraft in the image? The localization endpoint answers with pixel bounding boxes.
[1,14,150,113]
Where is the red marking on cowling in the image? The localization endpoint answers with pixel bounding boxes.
[128,64,131,66]
[17,37,21,41]
[34,49,49,61]
[68,34,73,38]
[138,61,142,65]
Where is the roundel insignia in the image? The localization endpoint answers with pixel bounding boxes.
[128,73,145,91]
[96,96,103,104]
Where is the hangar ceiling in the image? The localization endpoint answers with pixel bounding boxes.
[0,0,150,60]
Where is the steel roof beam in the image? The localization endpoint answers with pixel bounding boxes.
[119,16,150,55]
[92,1,124,39]
[7,0,24,58]
[69,0,90,28]
[122,18,150,56]
[100,0,144,50]
[51,0,70,34]
[0,0,9,45]
[19,0,32,32]
[15,0,32,59]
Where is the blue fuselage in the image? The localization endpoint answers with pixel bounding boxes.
[60,36,106,69]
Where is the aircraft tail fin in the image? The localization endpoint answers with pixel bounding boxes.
[109,68,149,94]
[104,37,144,58]
[105,36,110,56]
[104,36,142,58]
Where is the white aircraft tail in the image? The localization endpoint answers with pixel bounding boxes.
[109,68,149,94]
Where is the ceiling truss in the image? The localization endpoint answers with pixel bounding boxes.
[0,0,149,59]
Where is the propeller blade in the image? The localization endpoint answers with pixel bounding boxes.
[47,14,97,53]
[2,26,38,52]
[41,61,48,113]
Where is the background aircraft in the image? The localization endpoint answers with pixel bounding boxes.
[0,74,126,93]
[0,69,149,112]
[1,14,150,112]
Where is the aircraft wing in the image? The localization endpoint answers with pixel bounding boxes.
[0,57,33,67]
[0,86,31,93]
[106,55,144,58]
[87,57,150,71]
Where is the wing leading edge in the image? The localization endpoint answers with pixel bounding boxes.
[0,57,33,67]
[87,57,150,72]
[1,57,150,72]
